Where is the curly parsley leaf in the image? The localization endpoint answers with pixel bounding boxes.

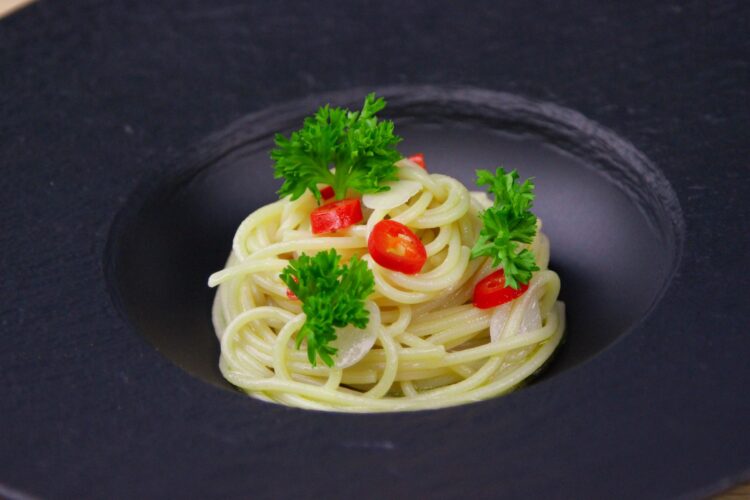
[279,249,375,367]
[471,168,540,289]
[271,93,402,203]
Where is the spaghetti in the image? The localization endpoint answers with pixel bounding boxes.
[209,158,565,412]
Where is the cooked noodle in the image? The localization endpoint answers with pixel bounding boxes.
[209,159,565,412]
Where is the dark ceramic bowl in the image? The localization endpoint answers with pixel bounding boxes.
[110,87,682,393]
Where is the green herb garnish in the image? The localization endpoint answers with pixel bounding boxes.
[271,93,402,203]
[280,249,375,367]
[470,168,540,289]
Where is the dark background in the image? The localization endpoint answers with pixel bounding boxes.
[1,1,748,499]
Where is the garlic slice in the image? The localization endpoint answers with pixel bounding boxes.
[331,301,381,368]
[362,181,421,210]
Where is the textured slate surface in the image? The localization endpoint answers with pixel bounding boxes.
[0,1,748,499]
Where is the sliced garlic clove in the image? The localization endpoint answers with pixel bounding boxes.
[362,181,421,210]
[331,301,381,368]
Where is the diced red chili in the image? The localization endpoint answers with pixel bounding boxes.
[473,269,528,309]
[286,275,299,300]
[310,198,363,234]
[320,185,335,200]
[407,153,426,169]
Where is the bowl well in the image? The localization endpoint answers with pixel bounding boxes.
[108,87,683,395]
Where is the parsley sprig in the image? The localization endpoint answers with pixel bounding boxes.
[280,249,375,367]
[271,93,402,203]
[470,168,540,289]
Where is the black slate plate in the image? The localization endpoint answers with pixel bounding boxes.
[1,2,749,499]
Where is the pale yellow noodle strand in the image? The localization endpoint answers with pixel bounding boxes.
[272,314,306,381]
[363,331,399,399]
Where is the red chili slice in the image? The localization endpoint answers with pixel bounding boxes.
[310,198,363,234]
[473,269,528,309]
[320,185,335,200]
[407,153,426,169]
[368,220,427,274]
